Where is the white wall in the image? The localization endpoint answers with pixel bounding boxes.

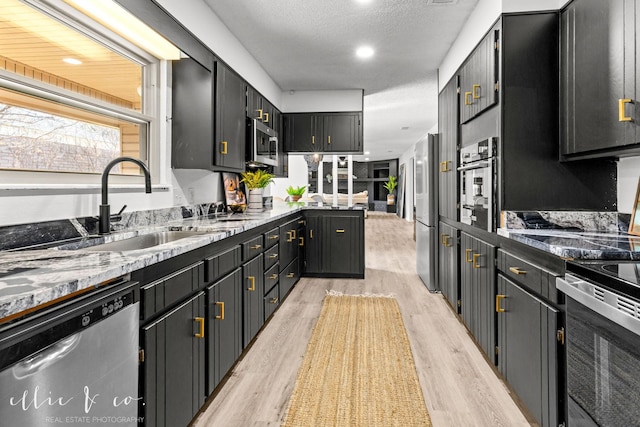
[281,90,363,113]
[270,155,309,200]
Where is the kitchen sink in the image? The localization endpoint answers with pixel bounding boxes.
[81,231,209,252]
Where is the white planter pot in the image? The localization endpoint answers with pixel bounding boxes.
[248,189,264,211]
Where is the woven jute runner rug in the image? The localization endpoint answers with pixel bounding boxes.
[282,293,432,427]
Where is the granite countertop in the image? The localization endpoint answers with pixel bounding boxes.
[0,202,362,320]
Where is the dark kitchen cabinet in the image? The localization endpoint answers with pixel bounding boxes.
[459,29,498,124]
[438,76,458,221]
[438,222,459,311]
[496,274,560,427]
[142,292,206,427]
[215,62,246,170]
[247,86,278,133]
[242,254,264,347]
[279,217,301,269]
[304,215,323,274]
[284,112,363,153]
[561,0,640,158]
[280,257,300,300]
[263,281,280,320]
[460,232,496,360]
[206,269,242,395]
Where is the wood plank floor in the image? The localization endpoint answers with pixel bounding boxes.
[192,213,533,427]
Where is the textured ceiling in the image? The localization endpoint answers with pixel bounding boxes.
[203,0,479,161]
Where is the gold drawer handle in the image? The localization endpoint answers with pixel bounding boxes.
[473,84,481,99]
[619,98,632,122]
[194,317,205,338]
[270,273,278,280]
[299,237,304,247]
[263,112,270,123]
[440,233,446,245]
[465,91,472,105]
[269,254,278,259]
[215,302,225,320]
[251,244,262,250]
[269,235,279,240]
[270,297,279,304]
[298,219,305,224]
[256,108,263,120]
[310,229,314,239]
[336,229,345,233]
[328,135,331,145]
[286,273,295,278]
[221,141,228,154]
[248,276,255,291]
[443,235,451,247]
[473,253,481,269]
[291,229,297,240]
[496,295,506,313]
[509,266,527,275]
[439,160,451,172]
[465,248,473,263]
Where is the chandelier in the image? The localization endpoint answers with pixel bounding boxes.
[303,153,323,172]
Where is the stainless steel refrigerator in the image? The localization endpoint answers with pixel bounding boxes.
[415,133,438,292]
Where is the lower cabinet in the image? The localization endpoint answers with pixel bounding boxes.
[438,222,459,311]
[206,269,242,395]
[460,232,496,360]
[243,254,264,347]
[264,282,280,320]
[142,292,206,427]
[280,257,300,298]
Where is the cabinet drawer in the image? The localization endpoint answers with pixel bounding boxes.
[264,283,280,320]
[242,235,264,261]
[205,245,241,283]
[280,258,300,299]
[497,249,559,303]
[141,262,203,321]
[264,262,279,294]
[264,244,280,270]
[264,227,280,249]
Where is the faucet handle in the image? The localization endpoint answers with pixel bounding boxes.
[110,205,127,222]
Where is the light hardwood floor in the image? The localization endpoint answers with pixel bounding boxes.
[192,213,533,427]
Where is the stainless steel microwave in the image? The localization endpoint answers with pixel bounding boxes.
[248,118,278,167]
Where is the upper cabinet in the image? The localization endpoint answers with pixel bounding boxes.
[284,112,363,154]
[438,76,459,221]
[171,58,246,172]
[459,30,498,124]
[247,86,281,135]
[561,0,640,159]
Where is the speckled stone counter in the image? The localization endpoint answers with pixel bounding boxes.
[0,202,363,319]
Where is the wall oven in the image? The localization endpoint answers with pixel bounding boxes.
[557,268,640,427]
[458,137,496,232]
[247,117,278,167]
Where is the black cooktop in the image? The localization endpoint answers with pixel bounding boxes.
[567,260,640,301]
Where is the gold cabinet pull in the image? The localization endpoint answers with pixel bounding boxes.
[443,235,451,247]
[465,91,472,105]
[310,229,313,239]
[256,108,263,120]
[336,229,345,233]
[194,317,205,338]
[312,135,315,145]
[496,295,506,313]
[270,273,278,280]
[251,244,262,250]
[269,253,278,259]
[440,233,446,245]
[215,302,225,320]
[270,297,279,304]
[286,272,295,278]
[509,266,527,275]
[465,248,473,263]
[247,276,255,291]
[473,84,481,99]
[298,219,305,224]
[221,141,228,154]
[473,253,481,269]
[328,135,331,145]
[263,112,270,123]
[299,236,304,247]
[269,234,279,240]
[619,98,632,122]
[439,160,451,173]
[287,231,293,242]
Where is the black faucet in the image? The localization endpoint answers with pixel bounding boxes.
[99,157,152,234]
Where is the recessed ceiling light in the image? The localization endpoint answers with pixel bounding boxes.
[63,57,82,65]
[356,46,374,59]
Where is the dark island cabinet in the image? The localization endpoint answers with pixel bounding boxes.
[561,0,640,158]
[460,232,496,361]
[438,76,458,221]
[284,112,363,153]
[438,222,459,311]
[206,269,242,395]
[142,292,206,427]
[459,28,498,124]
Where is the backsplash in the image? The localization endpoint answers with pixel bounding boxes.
[0,202,219,251]
[501,211,629,233]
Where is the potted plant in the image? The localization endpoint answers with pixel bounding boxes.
[240,169,275,211]
[286,185,307,202]
[383,175,398,205]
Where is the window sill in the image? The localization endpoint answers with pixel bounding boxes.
[0,184,170,196]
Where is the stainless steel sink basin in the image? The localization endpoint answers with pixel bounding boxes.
[83,231,208,252]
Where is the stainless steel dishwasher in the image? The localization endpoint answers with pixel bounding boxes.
[0,280,140,426]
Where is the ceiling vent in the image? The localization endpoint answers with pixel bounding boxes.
[428,0,458,4]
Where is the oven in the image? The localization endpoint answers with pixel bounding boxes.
[557,270,640,427]
[458,137,496,232]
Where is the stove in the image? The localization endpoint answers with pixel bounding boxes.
[566,260,640,302]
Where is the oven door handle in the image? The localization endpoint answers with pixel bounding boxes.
[557,276,640,336]
[457,161,489,171]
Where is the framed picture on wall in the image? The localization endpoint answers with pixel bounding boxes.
[629,177,640,236]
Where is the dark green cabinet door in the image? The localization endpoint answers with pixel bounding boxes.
[438,222,459,311]
[497,275,559,427]
[561,0,638,156]
[142,292,205,427]
[323,113,361,152]
[304,215,323,274]
[171,58,214,170]
[438,76,458,221]
[215,62,246,170]
[242,255,264,347]
[207,269,242,395]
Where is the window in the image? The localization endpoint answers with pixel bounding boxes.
[0,0,175,178]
